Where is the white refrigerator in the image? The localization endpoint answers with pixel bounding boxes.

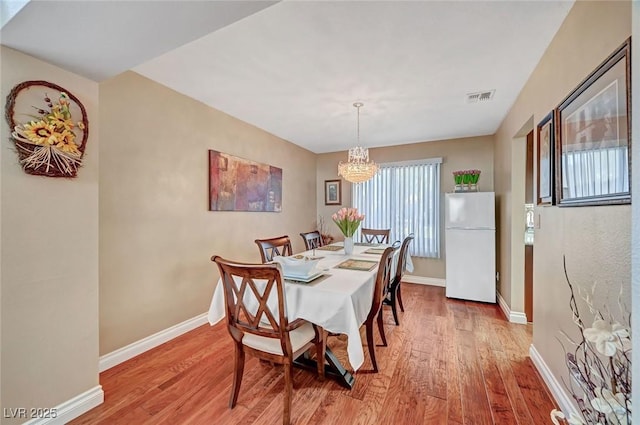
[445,192,496,303]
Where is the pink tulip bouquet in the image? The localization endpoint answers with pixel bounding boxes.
[332,207,365,237]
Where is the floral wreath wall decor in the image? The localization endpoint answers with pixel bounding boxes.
[5,80,89,177]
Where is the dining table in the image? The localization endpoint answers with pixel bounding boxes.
[207,241,413,389]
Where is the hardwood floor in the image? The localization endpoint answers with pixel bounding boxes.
[71,284,557,424]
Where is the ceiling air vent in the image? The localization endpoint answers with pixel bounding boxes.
[466,90,495,104]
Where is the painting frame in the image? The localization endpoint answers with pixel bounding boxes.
[555,38,631,207]
[324,179,342,205]
[536,112,554,205]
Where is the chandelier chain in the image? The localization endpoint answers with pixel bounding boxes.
[356,103,360,144]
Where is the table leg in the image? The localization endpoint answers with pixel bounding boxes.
[293,348,355,389]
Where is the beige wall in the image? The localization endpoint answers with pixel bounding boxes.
[1,47,100,423]
[99,72,317,354]
[317,136,494,279]
[493,0,631,407]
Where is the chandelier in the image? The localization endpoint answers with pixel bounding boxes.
[338,102,378,184]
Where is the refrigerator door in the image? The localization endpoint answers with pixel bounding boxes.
[445,228,496,303]
[445,192,495,229]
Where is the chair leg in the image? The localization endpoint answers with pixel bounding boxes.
[397,283,405,312]
[229,343,245,408]
[377,309,388,346]
[390,290,400,326]
[283,362,292,425]
[366,320,378,372]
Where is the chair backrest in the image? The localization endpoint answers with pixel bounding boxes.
[361,228,391,244]
[212,255,294,356]
[367,246,396,321]
[300,231,324,250]
[395,234,415,283]
[255,236,293,263]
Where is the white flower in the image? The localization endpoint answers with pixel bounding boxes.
[551,409,586,425]
[583,319,630,356]
[551,409,565,425]
[609,410,631,425]
[566,413,586,425]
[590,387,628,422]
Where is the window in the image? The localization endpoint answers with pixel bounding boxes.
[352,158,441,258]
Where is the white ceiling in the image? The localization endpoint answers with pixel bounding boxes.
[2,1,574,154]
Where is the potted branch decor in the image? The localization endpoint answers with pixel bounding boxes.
[317,215,335,245]
[551,258,631,425]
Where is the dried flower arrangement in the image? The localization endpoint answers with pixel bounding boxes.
[5,80,89,177]
[317,215,334,245]
[551,258,631,425]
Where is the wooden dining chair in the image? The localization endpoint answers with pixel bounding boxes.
[211,256,325,425]
[299,231,324,250]
[255,235,293,263]
[383,234,415,326]
[361,228,391,244]
[364,246,396,373]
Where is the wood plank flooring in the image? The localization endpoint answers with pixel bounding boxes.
[71,284,557,424]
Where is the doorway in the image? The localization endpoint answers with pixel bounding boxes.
[524,130,534,323]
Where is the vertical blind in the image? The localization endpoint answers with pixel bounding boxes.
[352,159,441,258]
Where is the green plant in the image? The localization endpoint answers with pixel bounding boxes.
[453,169,481,185]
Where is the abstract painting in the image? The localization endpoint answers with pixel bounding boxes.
[209,150,282,212]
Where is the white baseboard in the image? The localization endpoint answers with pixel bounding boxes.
[24,385,104,425]
[496,292,528,324]
[529,344,579,418]
[403,275,446,287]
[99,312,208,372]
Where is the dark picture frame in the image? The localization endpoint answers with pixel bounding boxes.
[324,179,342,205]
[555,38,631,206]
[536,112,554,205]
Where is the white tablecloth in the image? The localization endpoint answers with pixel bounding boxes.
[208,243,412,371]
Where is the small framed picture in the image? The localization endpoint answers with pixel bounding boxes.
[324,179,342,205]
[556,38,631,206]
[536,112,554,205]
